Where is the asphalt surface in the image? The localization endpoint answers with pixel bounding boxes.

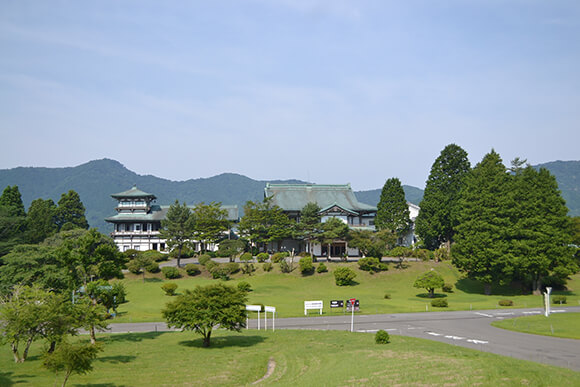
[104,306,580,372]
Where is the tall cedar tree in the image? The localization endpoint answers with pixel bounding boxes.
[238,196,292,252]
[160,200,195,267]
[375,178,411,239]
[511,166,576,294]
[415,144,471,250]
[26,198,58,243]
[452,150,515,295]
[191,202,230,253]
[0,185,27,256]
[299,202,322,258]
[56,190,89,231]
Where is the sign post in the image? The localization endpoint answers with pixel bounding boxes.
[246,305,262,330]
[265,306,276,331]
[544,287,552,317]
[349,298,356,332]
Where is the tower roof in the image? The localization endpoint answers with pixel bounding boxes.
[111,185,156,200]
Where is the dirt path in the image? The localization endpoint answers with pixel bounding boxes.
[252,357,276,384]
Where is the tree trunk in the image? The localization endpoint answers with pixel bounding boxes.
[203,331,212,347]
[428,288,434,298]
[22,336,34,362]
[532,275,543,296]
[11,342,21,363]
[90,325,96,345]
[48,340,56,354]
[484,283,492,295]
[62,369,72,387]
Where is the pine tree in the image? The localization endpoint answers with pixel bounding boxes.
[0,186,27,255]
[0,186,26,217]
[56,190,89,230]
[160,200,195,267]
[26,198,58,243]
[375,178,410,239]
[452,150,515,295]
[415,144,470,250]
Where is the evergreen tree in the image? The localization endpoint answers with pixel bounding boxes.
[452,150,515,295]
[0,186,26,217]
[191,202,230,253]
[511,166,577,294]
[375,178,410,239]
[298,202,322,258]
[0,185,27,256]
[415,144,471,250]
[238,197,293,252]
[56,190,89,230]
[26,198,58,243]
[160,200,195,267]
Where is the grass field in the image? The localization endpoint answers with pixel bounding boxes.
[112,260,580,323]
[492,313,580,340]
[2,329,579,386]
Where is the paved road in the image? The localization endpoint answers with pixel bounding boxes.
[104,307,580,371]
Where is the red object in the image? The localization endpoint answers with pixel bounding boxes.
[349,298,356,305]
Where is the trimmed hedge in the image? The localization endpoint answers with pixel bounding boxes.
[431,299,448,308]
[552,295,567,304]
[161,282,178,296]
[334,267,356,286]
[198,254,211,266]
[375,330,390,344]
[498,299,513,307]
[185,264,201,276]
[316,263,328,273]
[161,266,181,279]
[256,253,269,262]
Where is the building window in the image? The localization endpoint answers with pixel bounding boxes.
[160,243,165,251]
[135,200,145,206]
[135,224,141,232]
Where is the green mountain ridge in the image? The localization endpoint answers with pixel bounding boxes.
[1,159,578,232]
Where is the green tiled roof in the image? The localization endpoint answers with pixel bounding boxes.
[105,204,239,223]
[264,184,376,213]
[111,186,156,199]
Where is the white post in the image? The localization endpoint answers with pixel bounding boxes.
[351,305,354,332]
[258,310,260,330]
[273,312,275,332]
[544,287,552,317]
[264,310,267,330]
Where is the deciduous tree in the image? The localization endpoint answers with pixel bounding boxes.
[238,197,293,252]
[43,340,102,387]
[413,270,445,298]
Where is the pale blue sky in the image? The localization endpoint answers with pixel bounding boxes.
[1,1,578,190]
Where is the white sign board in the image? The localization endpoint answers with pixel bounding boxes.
[246,305,262,312]
[265,306,276,313]
[304,300,323,315]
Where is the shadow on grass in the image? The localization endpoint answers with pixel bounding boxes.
[416,293,447,299]
[179,334,266,349]
[102,331,167,344]
[79,384,126,387]
[144,278,163,283]
[454,278,526,296]
[97,355,137,364]
[0,372,14,387]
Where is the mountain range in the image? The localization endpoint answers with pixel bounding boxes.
[0,159,578,232]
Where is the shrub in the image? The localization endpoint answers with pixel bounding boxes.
[316,263,328,273]
[141,250,166,262]
[224,262,240,274]
[205,260,218,273]
[498,299,513,307]
[334,267,356,286]
[256,252,269,262]
[434,247,450,261]
[262,262,273,272]
[241,262,255,275]
[442,283,454,293]
[161,266,181,279]
[208,264,229,280]
[358,257,382,273]
[237,281,252,292]
[170,246,195,258]
[207,251,217,258]
[146,262,160,273]
[379,262,389,271]
[271,252,285,263]
[389,246,412,257]
[384,293,391,299]
[126,259,143,274]
[552,295,567,304]
[299,257,314,274]
[161,282,178,296]
[198,254,211,266]
[412,249,432,261]
[375,330,390,344]
[240,252,253,262]
[431,299,448,308]
[215,249,231,258]
[185,264,201,276]
[279,259,292,273]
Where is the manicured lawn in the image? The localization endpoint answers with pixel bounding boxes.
[492,313,580,340]
[112,260,580,323]
[2,330,579,386]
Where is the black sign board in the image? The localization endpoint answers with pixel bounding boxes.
[346,299,360,312]
[330,300,344,308]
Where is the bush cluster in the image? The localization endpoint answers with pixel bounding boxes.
[299,257,314,274]
[146,262,160,273]
[262,262,273,272]
[442,283,453,293]
[358,257,388,273]
[207,262,240,280]
[375,330,390,344]
[161,282,178,296]
[161,266,181,279]
[498,299,513,306]
[237,281,252,293]
[256,253,269,262]
[334,267,356,286]
[197,254,212,266]
[241,262,255,274]
[388,246,413,257]
[279,259,292,273]
[552,295,567,304]
[271,252,289,263]
[185,263,201,276]
[316,263,328,273]
[431,299,448,308]
[240,252,253,262]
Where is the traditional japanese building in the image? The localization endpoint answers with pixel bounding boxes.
[264,183,418,256]
[105,186,238,252]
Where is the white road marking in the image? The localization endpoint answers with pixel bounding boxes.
[407,327,425,330]
[552,310,566,313]
[445,335,465,340]
[475,312,493,318]
[427,332,442,336]
[523,311,541,315]
[496,312,514,315]
[467,339,488,344]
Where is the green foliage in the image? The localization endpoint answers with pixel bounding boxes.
[498,299,513,306]
[552,295,567,304]
[334,267,356,286]
[185,264,201,276]
[431,299,448,307]
[162,283,247,347]
[318,218,350,258]
[375,330,390,344]
[238,197,293,251]
[161,283,178,296]
[415,144,471,250]
[271,252,286,263]
[384,293,391,299]
[442,283,453,293]
[25,198,58,243]
[241,262,255,275]
[160,200,195,267]
[237,281,252,293]
[0,185,26,216]
[198,254,211,266]
[279,259,292,273]
[389,246,413,257]
[299,256,314,274]
[413,270,445,298]
[42,340,102,387]
[224,262,240,274]
[349,229,396,259]
[411,249,433,261]
[191,202,230,253]
[262,262,273,272]
[0,186,27,256]
[297,202,322,257]
[56,190,89,230]
[146,262,160,273]
[316,263,328,273]
[240,252,253,261]
[434,247,450,261]
[358,257,383,273]
[256,252,269,262]
[141,250,167,262]
[375,178,411,236]
[161,266,181,279]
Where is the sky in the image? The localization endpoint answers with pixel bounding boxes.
[0,1,579,190]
